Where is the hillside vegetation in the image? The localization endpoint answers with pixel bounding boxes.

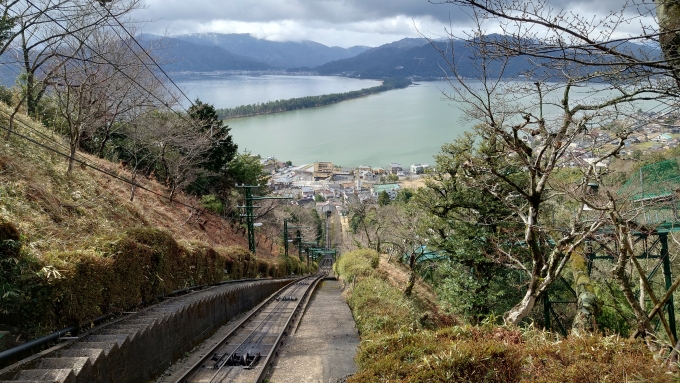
[0,105,310,341]
[335,249,674,382]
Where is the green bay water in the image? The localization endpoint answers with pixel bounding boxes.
[226,82,464,167]
[174,74,381,109]
[174,75,662,168]
[175,74,465,167]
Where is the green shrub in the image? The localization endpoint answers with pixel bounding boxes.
[350,326,672,383]
[349,275,417,335]
[0,85,12,107]
[334,249,379,282]
[200,194,224,214]
[223,246,249,279]
[335,249,673,383]
[15,228,232,331]
[352,327,523,382]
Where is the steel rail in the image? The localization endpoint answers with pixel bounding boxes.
[206,279,311,382]
[175,275,323,383]
[253,273,326,383]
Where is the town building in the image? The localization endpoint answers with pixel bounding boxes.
[301,186,315,199]
[371,183,401,200]
[313,161,334,180]
[410,164,424,174]
[388,163,403,174]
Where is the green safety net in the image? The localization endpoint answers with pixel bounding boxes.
[619,158,680,227]
[620,158,680,201]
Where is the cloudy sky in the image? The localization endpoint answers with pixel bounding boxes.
[136,0,656,48]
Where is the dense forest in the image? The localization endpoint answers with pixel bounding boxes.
[216,78,412,119]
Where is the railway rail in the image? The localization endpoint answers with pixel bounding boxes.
[175,271,327,383]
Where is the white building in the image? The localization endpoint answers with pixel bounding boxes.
[301,186,315,199]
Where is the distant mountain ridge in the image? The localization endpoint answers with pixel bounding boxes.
[314,36,662,79]
[170,33,371,69]
[0,34,660,87]
[139,35,272,72]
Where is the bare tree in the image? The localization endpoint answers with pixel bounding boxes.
[159,119,213,202]
[1,0,140,118]
[116,109,164,201]
[426,0,680,337]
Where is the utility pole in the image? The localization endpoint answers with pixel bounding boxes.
[283,218,289,257]
[282,218,308,258]
[236,184,291,255]
[301,241,319,269]
[296,230,302,260]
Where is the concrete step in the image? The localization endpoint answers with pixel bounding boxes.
[55,348,102,364]
[81,335,128,346]
[100,327,146,337]
[0,381,62,383]
[35,358,89,374]
[107,319,153,329]
[94,328,139,336]
[13,369,75,383]
[1,280,288,383]
[68,342,116,355]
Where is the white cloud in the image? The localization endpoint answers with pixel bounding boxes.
[135,0,656,47]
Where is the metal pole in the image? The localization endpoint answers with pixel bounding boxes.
[661,233,678,341]
[325,210,331,249]
[297,230,302,261]
[283,219,289,257]
[237,185,292,255]
[245,187,256,254]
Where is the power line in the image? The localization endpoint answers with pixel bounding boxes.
[21,0,200,128]
[18,0,230,200]
[98,4,196,110]
[0,121,203,211]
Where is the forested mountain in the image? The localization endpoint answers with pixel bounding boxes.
[138,35,272,72]
[315,36,660,79]
[171,33,371,68]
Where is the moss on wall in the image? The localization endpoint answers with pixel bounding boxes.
[6,228,314,338]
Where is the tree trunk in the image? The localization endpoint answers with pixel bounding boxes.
[503,287,541,325]
[5,96,25,141]
[656,0,680,86]
[404,252,416,297]
[66,124,81,175]
[571,249,599,335]
[611,231,656,348]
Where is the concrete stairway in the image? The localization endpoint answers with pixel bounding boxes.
[0,279,290,383]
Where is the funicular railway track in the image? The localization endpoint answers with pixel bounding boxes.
[176,272,327,383]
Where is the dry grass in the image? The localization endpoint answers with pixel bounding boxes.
[398,177,426,190]
[378,255,440,312]
[0,105,302,342]
[0,105,278,260]
[335,249,677,383]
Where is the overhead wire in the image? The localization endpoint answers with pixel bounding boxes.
[20,0,201,129]
[8,0,680,211]
[0,0,215,209]
[0,120,204,211]
[97,4,197,110]
[16,0,230,199]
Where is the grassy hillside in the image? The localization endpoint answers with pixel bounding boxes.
[335,249,675,382]
[0,105,307,342]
